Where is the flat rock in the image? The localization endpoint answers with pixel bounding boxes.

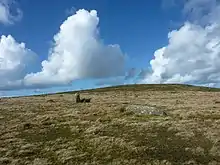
[125,104,167,116]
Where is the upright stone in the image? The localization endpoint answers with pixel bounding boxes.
[75,92,80,103]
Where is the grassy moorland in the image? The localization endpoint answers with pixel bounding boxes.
[0,84,220,165]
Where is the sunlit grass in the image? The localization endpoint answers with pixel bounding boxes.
[0,84,220,164]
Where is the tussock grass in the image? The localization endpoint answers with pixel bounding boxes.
[1,84,220,164]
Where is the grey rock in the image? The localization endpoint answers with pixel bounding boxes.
[125,104,168,116]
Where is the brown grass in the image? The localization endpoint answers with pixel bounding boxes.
[0,84,220,165]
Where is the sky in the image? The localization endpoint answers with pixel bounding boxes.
[1,0,220,97]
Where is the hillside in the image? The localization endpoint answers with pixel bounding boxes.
[0,84,220,165]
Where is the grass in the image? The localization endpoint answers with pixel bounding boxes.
[0,84,220,165]
[58,84,220,94]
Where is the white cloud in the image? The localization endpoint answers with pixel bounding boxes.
[0,35,39,90]
[4,2,220,92]
[0,9,125,91]
[25,9,125,87]
[162,0,219,25]
[143,0,220,87]
[182,0,219,25]
[0,0,22,25]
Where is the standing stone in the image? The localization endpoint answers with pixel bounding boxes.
[75,92,81,103]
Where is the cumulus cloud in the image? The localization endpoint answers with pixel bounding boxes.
[0,35,39,90]
[182,0,219,25]
[25,9,125,87]
[0,0,22,25]
[142,0,220,87]
[163,0,219,25]
[0,9,125,90]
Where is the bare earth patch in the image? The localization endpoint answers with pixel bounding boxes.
[0,84,220,165]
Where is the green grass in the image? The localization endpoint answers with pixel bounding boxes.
[58,84,220,95]
[1,84,220,165]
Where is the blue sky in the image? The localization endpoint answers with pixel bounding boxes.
[1,0,220,97]
[1,0,176,66]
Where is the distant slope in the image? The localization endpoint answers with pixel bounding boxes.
[12,84,220,98]
[61,84,220,94]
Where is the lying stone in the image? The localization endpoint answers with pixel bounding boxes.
[125,104,168,116]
